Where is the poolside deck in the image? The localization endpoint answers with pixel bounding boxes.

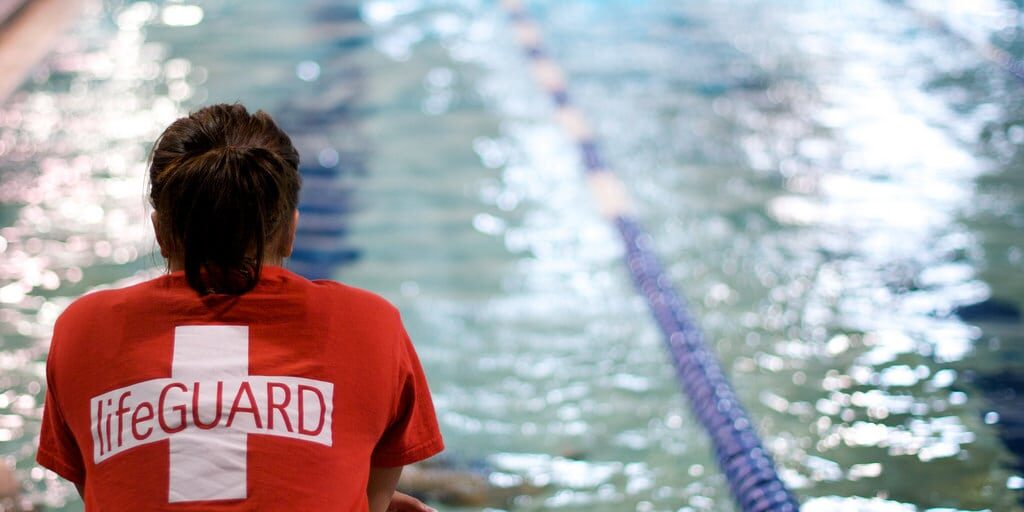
[0,0,29,26]
[0,0,84,102]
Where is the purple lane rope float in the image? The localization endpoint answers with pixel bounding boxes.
[499,1,801,510]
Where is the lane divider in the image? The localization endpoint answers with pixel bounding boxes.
[498,1,800,510]
[887,0,1024,82]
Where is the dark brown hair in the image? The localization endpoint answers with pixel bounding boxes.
[149,104,301,295]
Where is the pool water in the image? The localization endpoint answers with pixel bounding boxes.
[1,0,1023,510]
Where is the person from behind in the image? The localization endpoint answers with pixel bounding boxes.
[35,104,444,511]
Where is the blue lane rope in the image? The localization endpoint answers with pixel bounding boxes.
[278,110,365,278]
[885,0,1024,83]
[499,2,800,510]
[288,160,362,279]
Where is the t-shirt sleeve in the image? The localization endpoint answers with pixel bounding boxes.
[36,325,86,485]
[370,322,444,467]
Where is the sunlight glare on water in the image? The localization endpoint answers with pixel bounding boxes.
[1,0,1023,511]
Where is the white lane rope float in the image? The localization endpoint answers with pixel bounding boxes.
[498,1,801,510]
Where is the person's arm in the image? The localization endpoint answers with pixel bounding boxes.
[367,466,402,512]
[370,316,445,511]
[36,316,87,492]
[389,491,436,512]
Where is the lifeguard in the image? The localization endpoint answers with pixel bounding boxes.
[37,104,444,511]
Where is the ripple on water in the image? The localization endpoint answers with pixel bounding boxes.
[4,0,1024,510]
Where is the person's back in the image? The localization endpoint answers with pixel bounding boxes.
[36,104,443,510]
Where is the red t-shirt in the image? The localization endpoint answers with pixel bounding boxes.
[37,265,444,510]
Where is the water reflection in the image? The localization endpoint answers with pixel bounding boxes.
[0,0,200,506]
[2,0,1024,510]
[437,0,1024,509]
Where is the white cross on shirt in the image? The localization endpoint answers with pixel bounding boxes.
[89,325,334,503]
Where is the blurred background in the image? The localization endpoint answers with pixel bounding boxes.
[1,0,1023,510]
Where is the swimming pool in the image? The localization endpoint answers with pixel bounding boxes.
[1,0,1023,510]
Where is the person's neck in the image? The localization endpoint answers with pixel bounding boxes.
[166,258,284,273]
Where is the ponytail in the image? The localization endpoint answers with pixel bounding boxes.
[149,104,301,295]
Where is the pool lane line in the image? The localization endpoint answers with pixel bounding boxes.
[886,0,1024,83]
[498,1,801,510]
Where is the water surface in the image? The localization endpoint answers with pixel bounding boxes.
[1,0,1023,510]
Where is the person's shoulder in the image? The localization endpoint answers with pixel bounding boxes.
[308,279,401,319]
[56,275,166,328]
[308,278,399,312]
